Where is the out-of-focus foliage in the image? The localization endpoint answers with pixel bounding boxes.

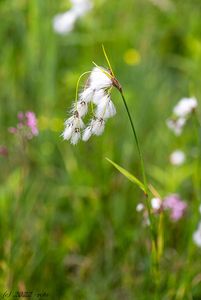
[0,0,201,299]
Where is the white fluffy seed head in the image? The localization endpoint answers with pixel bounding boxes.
[78,101,88,117]
[62,124,74,140]
[92,89,106,105]
[79,88,95,103]
[71,101,88,117]
[72,115,85,129]
[95,95,116,119]
[70,128,81,145]
[62,62,118,144]
[106,99,116,118]
[62,113,84,142]
[82,126,92,141]
[89,67,112,90]
[91,118,105,136]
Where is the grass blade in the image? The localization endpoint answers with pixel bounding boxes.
[106,157,146,193]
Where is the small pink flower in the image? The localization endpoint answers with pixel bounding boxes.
[163,194,187,221]
[9,111,39,139]
[17,112,24,120]
[25,111,39,136]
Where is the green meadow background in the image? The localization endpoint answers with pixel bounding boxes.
[0,0,201,299]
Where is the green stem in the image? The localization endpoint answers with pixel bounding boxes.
[75,71,91,105]
[120,91,147,190]
[120,90,157,245]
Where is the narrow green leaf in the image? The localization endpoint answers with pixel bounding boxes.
[102,44,114,76]
[106,157,146,193]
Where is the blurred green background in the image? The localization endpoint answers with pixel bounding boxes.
[0,0,201,299]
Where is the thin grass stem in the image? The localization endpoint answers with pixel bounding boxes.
[102,44,115,76]
[119,90,157,246]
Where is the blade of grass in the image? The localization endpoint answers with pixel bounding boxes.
[105,157,146,193]
[102,44,114,76]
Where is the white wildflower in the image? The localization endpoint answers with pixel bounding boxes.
[193,222,201,247]
[173,97,198,118]
[151,198,162,210]
[166,117,186,135]
[136,203,144,212]
[90,67,112,90]
[95,95,116,119]
[170,150,186,166]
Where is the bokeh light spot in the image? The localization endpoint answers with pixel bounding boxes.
[123,49,141,65]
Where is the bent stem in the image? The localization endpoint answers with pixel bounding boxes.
[119,90,158,262]
[75,71,91,105]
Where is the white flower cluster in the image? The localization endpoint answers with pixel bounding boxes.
[166,97,198,135]
[53,0,92,35]
[62,67,116,144]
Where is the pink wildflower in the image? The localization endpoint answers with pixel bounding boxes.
[25,111,39,136]
[9,111,39,139]
[163,194,187,221]
[17,112,24,120]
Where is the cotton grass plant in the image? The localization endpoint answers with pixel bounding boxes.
[62,46,162,289]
